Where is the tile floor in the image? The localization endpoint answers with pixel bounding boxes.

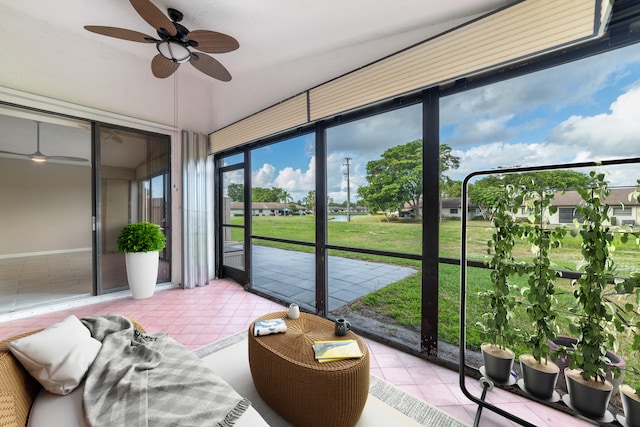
[0,280,593,427]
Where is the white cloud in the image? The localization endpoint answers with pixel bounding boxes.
[250,157,316,203]
[273,156,316,200]
[252,163,276,187]
[547,84,640,161]
[327,105,421,156]
[450,142,558,182]
[449,83,640,186]
[441,44,640,147]
[443,114,516,147]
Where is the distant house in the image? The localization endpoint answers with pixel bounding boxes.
[547,188,639,225]
[440,197,481,219]
[228,202,309,216]
[458,188,640,225]
[328,205,368,214]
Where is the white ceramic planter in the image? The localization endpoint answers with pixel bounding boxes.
[125,251,159,299]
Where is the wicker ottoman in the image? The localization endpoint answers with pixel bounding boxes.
[248,312,370,427]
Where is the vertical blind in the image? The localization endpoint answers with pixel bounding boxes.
[210,0,612,153]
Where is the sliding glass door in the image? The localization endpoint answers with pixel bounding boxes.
[97,125,170,293]
[0,106,92,312]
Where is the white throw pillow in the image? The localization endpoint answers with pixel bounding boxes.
[8,315,102,395]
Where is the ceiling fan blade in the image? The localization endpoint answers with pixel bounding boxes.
[151,54,180,78]
[45,155,89,163]
[84,26,157,43]
[130,0,177,36]
[0,149,30,157]
[187,30,239,54]
[190,53,232,82]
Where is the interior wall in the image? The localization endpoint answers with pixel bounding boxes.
[0,158,91,256]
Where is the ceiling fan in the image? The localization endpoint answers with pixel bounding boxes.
[84,0,239,81]
[0,121,89,163]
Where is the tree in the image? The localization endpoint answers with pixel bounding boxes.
[281,191,292,204]
[252,187,287,202]
[441,179,462,198]
[303,190,316,215]
[358,141,460,220]
[439,144,460,186]
[358,139,423,218]
[469,170,597,220]
[227,183,244,202]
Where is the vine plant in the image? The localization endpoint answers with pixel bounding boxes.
[477,184,524,350]
[569,172,623,383]
[521,189,566,365]
[619,181,640,394]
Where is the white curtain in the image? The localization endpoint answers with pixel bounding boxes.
[182,130,212,288]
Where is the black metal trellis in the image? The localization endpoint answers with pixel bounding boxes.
[458,157,640,427]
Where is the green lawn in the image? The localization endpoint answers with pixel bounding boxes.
[232,214,640,386]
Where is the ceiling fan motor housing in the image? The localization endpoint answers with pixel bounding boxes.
[155,9,197,63]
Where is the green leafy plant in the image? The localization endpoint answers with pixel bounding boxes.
[521,189,566,364]
[477,184,524,350]
[568,172,623,383]
[117,221,166,253]
[617,181,640,394]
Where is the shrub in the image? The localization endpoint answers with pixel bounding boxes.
[117,222,166,253]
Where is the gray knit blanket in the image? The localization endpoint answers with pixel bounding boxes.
[81,315,250,427]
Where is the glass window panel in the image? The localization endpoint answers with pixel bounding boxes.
[250,134,315,242]
[440,42,640,261]
[222,168,245,272]
[223,153,243,166]
[326,105,423,254]
[249,134,316,309]
[251,239,316,312]
[328,249,421,350]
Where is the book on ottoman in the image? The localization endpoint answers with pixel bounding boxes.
[313,340,363,362]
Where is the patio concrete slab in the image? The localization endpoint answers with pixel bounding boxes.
[250,246,417,312]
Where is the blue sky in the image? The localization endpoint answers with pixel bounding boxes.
[248,42,640,204]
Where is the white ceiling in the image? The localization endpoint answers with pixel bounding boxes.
[0,0,514,130]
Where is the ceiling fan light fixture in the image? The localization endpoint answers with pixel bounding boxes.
[157,41,191,63]
[31,155,46,163]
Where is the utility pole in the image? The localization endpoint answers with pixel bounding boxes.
[343,157,352,222]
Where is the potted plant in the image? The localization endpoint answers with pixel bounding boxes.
[477,184,523,384]
[620,382,640,427]
[618,187,640,427]
[117,221,166,299]
[619,335,640,427]
[563,172,621,420]
[518,189,565,401]
[612,283,639,426]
